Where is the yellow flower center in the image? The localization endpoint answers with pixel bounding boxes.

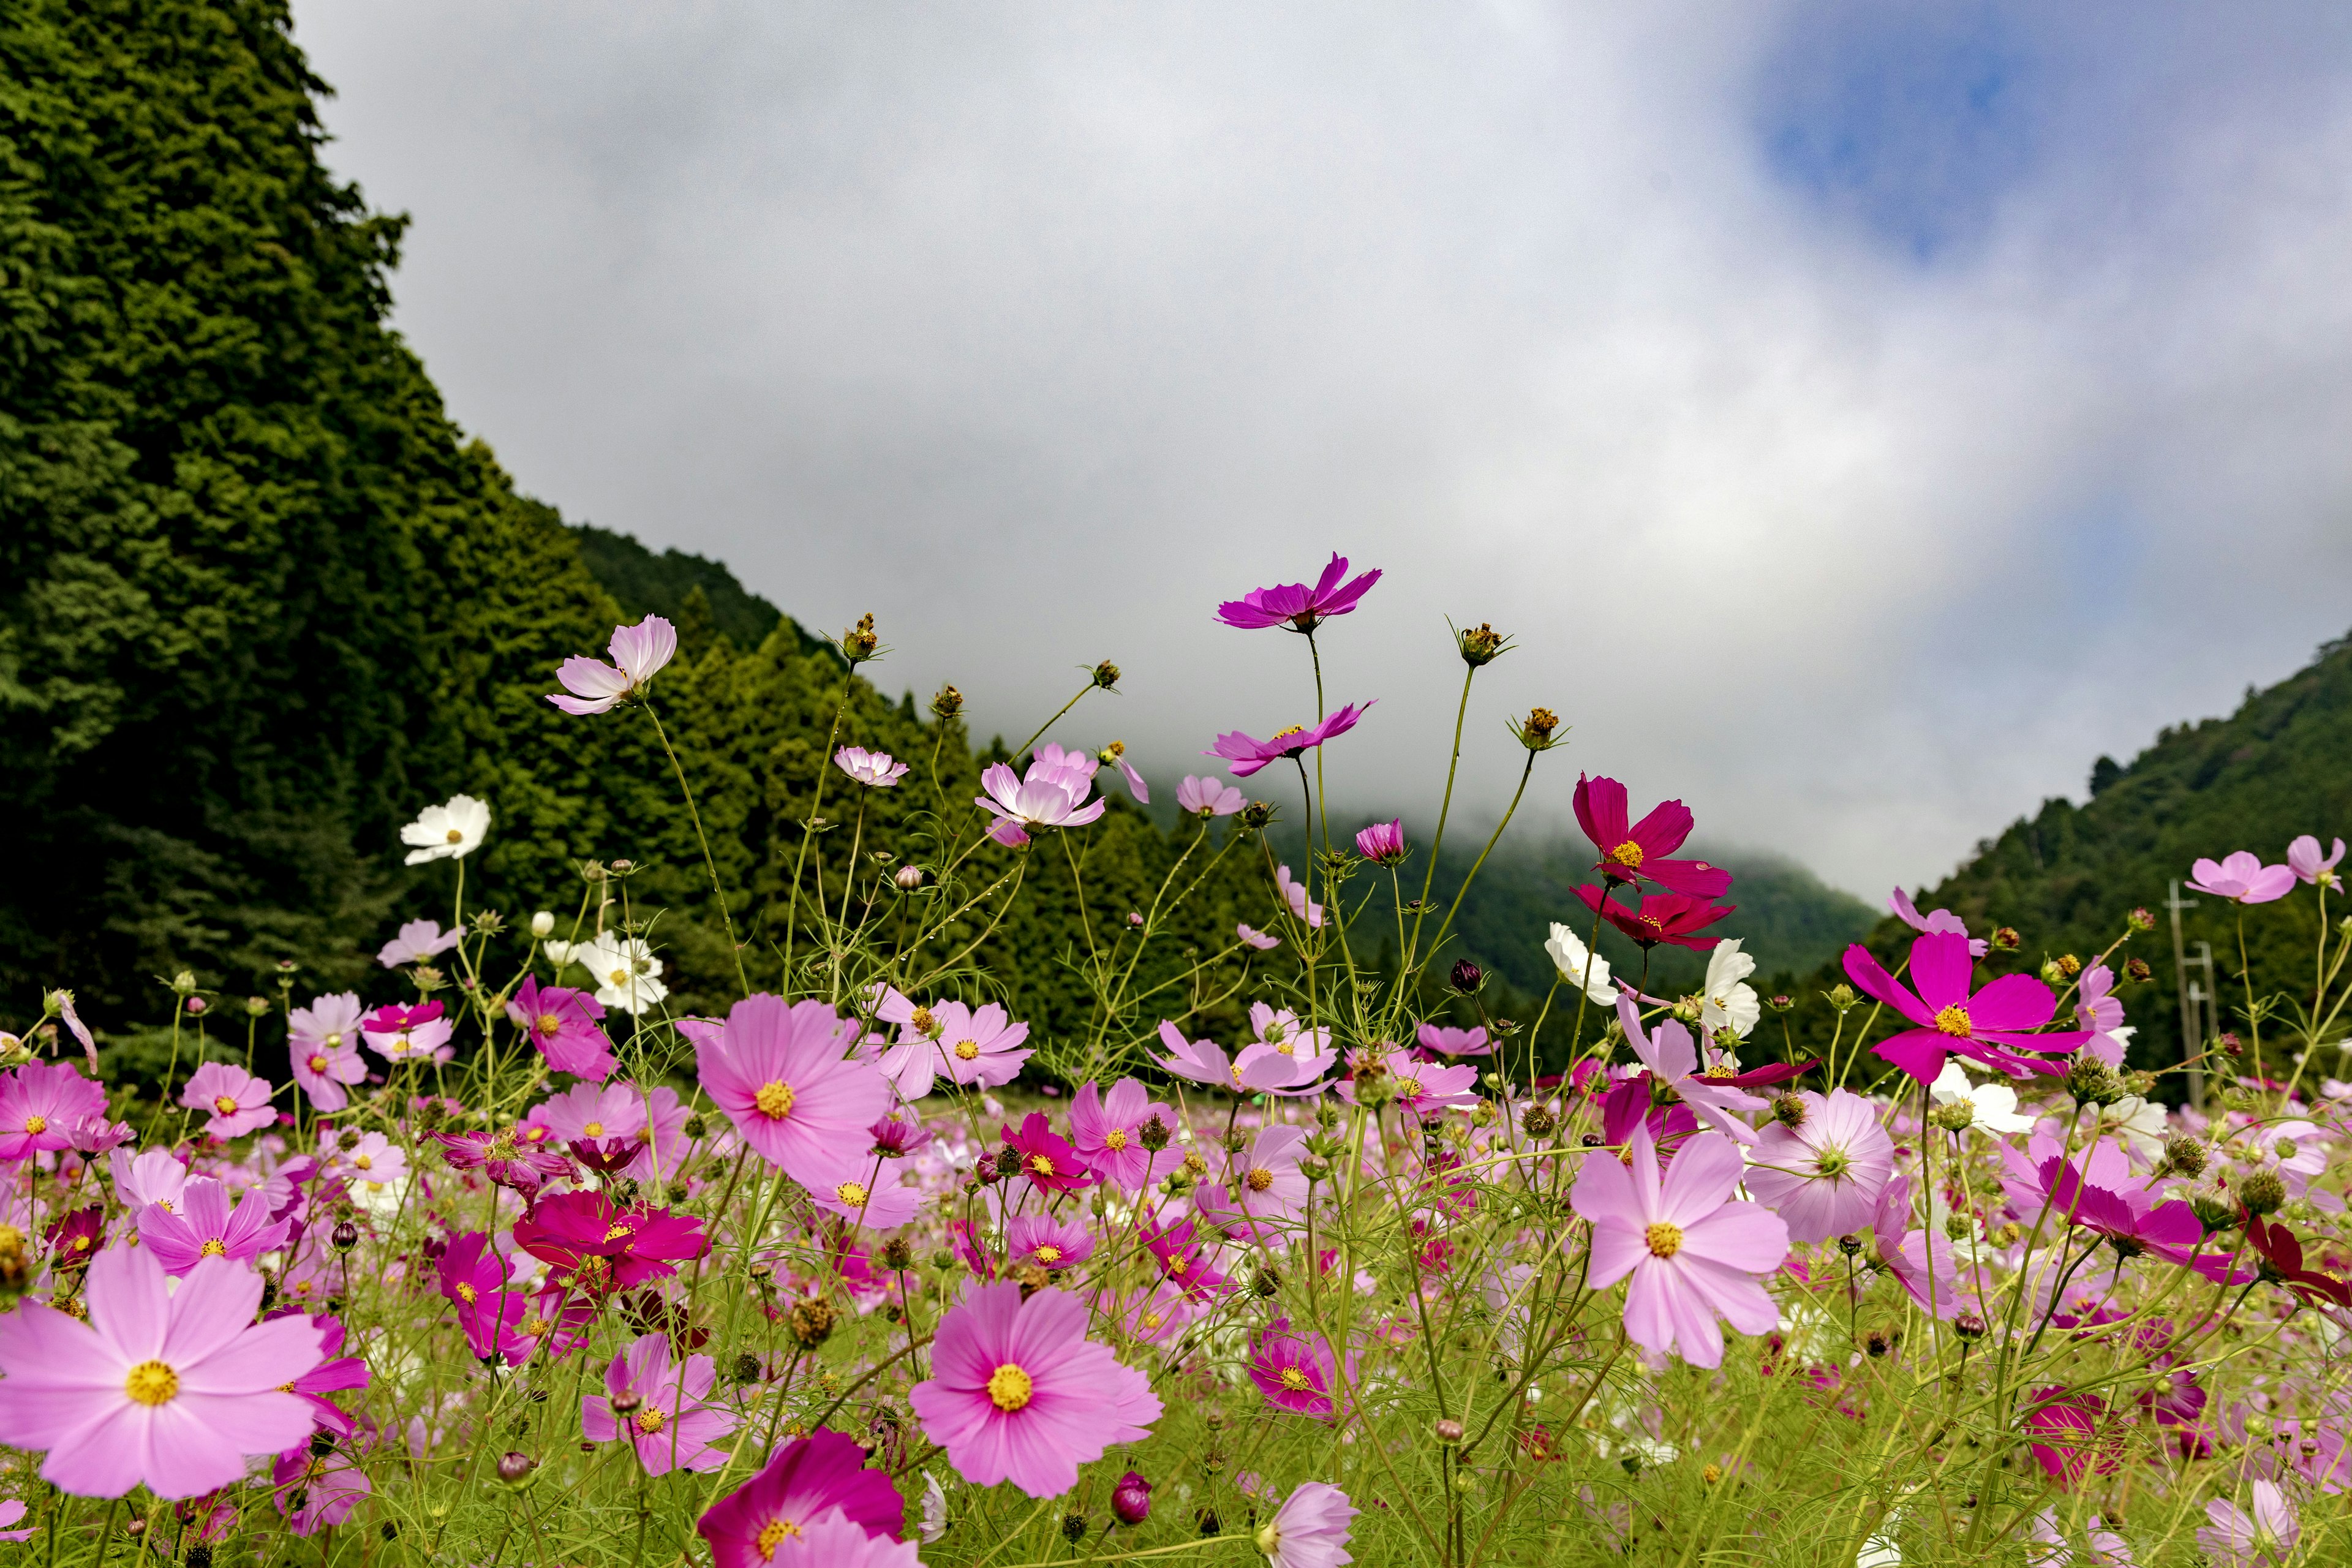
[1029,1154,1055,1178]
[1934,1005,1973,1038]
[755,1082,796,1120]
[445,828,464,844]
[755,1518,801,1560]
[1247,1167,1275,1193]
[1142,1311,1164,1329]
[603,1223,634,1242]
[837,1182,870,1207]
[22,1116,45,1135]
[1104,1128,1129,1150]
[608,968,631,987]
[214,1096,239,1115]
[910,1007,937,1036]
[1608,840,1645,869]
[1398,1078,1422,1098]
[456,1282,478,1303]
[1645,1222,1683,1259]
[1279,1367,1312,1391]
[987,1363,1035,1412]
[124,1360,179,1406]
[1270,725,1307,742]
[1034,1244,1063,1263]
[536,1013,562,1036]
[199,1239,227,1257]
[583,1121,604,1137]
[954,1039,980,1061]
[1276,1042,1295,1056]
[354,1153,373,1170]
[307,1055,328,1072]
[635,1406,666,1434]
[521,1316,550,1338]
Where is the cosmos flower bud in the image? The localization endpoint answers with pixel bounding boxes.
[2038,959,2065,985]
[496,1452,538,1485]
[169,971,198,995]
[2124,957,2152,982]
[1355,820,1409,866]
[187,1547,215,1568]
[1520,1106,1556,1139]
[788,1298,837,1348]
[1434,1417,1464,1444]
[1450,960,1483,995]
[1238,801,1276,830]
[895,864,925,890]
[930,683,963,719]
[1112,1471,1152,1526]
[1990,926,2021,951]
[1826,984,1858,1012]
[1952,1312,1986,1342]
[2188,1186,2239,1232]
[1771,1092,1808,1129]
[1515,706,1561,751]
[2127,906,2155,932]
[331,1219,360,1253]
[1456,622,1509,666]
[2161,1134,2209,1179]
[2239,1170,2286,1216]
[1092,660,1121,689]
[2067,1055,2125,1107]
[1300,1156,1330,1182]
[1863,1329,1893,1358]
[1198,1509,1221,1537]
[2216,1031,2243,1057]
[1836,1234,1864,1257]
[1138,1115,1172,1152]
[1764,994,1795,1014]
[609,1388,643,1415]
[840,612,880,663]
[530,910,556,937]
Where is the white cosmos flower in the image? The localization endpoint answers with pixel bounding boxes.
[400,794,491,865]
[2098,1095,2169,1162]
[576,930,668,1015]
[1544,922,1614,1005]
[1696,938,1762,1038]
[1929,1061,2036,1134]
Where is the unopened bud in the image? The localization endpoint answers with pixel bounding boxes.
[1953,1312,1987,1343]
[244,995,270,1017]
[496,1451,537,1485]
[2127,907,2155,933]
[930,684,964,720]
[1250,1265,1282,1298]
[2162,1135,2208,1179]
[682,1114,709,1139]
[880,1236,915,1270]
[1450,960,1483,995]
[1836,1234,1864,1257]
[331,1220,360,1253]
[1991,927,2021,951]
[2038,959,2065,985]
[1434,1417,1464,1444]
[184,996,207,1016]
[1092,660,1121,690]
[1826,984,1858,1012]
[530,911,556,938]
[609,1389,643,1415]
[895,865,925,890]
[1237,801,1276,831]
[1061,1513,1088,1545]
[2123,957,2151,983]
[1764,993,1795,1014]
[170,970,198,996]
[2067,1055,2125,1107]
[1111,1471,1152,1526]
[2190,1186,2241,1232]
[2239,1170,2286,1217]
[1771,1093,1809,1129]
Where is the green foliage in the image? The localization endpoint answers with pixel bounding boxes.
[572,523,813,658]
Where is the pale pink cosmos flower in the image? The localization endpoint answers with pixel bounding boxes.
[2187,851,2296,905]
[1117,1281,1196,1346]
[864,990,1033,1098]
[1246,1002,1334,1073]
[1199,1124,1311,1241]
[1099,741,1149,803]
[1355,819,1407,865]
[1570,1124,1790,1368]
[528,1081,649,1146]
[1254,1481,1359,1568]
[811,1164,924,1230]
[180,1062,277,1140]
[1068,1078,1177,1191]
[1890,888,1990,957]
[360,1001,454,1065]
[1334,1046,1479,1113]
[1177,775,1245,818]
[375,919,463,968]
[1615,990,1765,1145]
[908,1282,1161,1498]
[288,991,368,1112]
[109,1148,189,1215]
[1156,1022,1301,1095]
[1275,864,1323,928]
[1415,1023,1490,1057]
[688,994,889,1191]
[834,746,910,788]
[138,1178,290,1275]
[0,1246,323,1498]
[316,1128,407,1189]
[1004,1213,1096,1272]
[2198,1479,2297,1566]
[973,755,1106,848]
[2074,964,2135,1068]
[1745,1088,1894,1243]
[273,1444,372,1535]
[1237,923,1280,951]
[0,1060,108,1161]
[1862,1174,1958,1319]
[2288,834,2345,887]
[582,1331,737,1474]
[547,615,678,715]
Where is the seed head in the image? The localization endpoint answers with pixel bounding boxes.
[1520,1106,1557,1139]
[930,684,964,719]
[1092,660,1121,690]
[2124,957,2152,983]
[840,612,880,663]
[2239,1169,2287,1217]
[1457,622,1509,666]
[1771,1092,1809,1129]
[1137,1115,1172,1152]
[789,1297,837,1348]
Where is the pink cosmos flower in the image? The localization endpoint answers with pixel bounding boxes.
[1415,1023,1489,1057]
[1005,1213,1096,1272]
[51,991,99,1073]
[1237,923,1280,951]
[1576,886,1733,951]
[0,1501,28,1542]
[867,995,1032,1097]
[1099,741,1148,803]
[1248,1317,1348,1420]
[1842,930,2089,1084]
[1245,1001,1335,1074]
[1177,775,1245,818]
[1615,992,1765,1145]
[583,1332,737,1474]
[547,615,678,715]
[0,1060,107,1161]
[0,1246,323,1498]
[2024,1387,2122,1486]
[1863,1174,1957,1319]
[692,994,890,1189]
[280,1313,371,1437]
[1216,552,1382,633]
[111,1148,188,1214]
[2075,963,2133,1068]
[1255,1482,1359,1568]
[1355,818,1408,865]
[834,746,910,788]
[508,977,617,1082]
[973,755,1105,848]
[1570,1124,1790,1368]
[181,1062,276,1140]
[1889,888,1989,957]
[1117,1281,1196,1346]
[1207,703,1372,779]
[529,1081,649,1147]
[1744,1088,1893,1242]
[1335,1046,1479,1114]
[288,992,368,1112]
[811,1164,924,1231]
[360,1001,453,1065]
[695,1428,907,1568]
[2199,1480,2298,1567]
[272,1443,372,1535]
[1275,864,1324,927]
[1068,1079,1176,1191]
[2187,850,2296,905]
[1155,1023,1300,1095]
[1574,776,1732,898]
[909,1282,1161,1497]
[431,1128,572,1194]
[2288,834,2345,888]
[317,1128,405,1189]
[1142,1212,1234,1300]
[138,1178,291,1276]
[375,918,464,968]
[1203,1123,1310,1237]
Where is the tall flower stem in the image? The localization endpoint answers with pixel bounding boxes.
[1404,667,1478,971]
[644,698,750,999]
[782,663,858,992]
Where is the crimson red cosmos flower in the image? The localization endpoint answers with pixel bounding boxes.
[1573,886,1733,951]
[1572,776,1732,898]
[2023,1387,2122,1486]
[2244,1213,2352,1308]
[43,1205,102,1272]
[1000,1113,1091,1194]
[1207,703,1373,779]
[1842,930,2089,1084]
[431,1128,573,1194]
[1215,552,1381,633]
[513,1190,709,1297]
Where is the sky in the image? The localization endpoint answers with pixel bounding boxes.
[292,1,2352,900]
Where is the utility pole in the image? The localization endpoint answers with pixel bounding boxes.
[2167,880,2203,1112]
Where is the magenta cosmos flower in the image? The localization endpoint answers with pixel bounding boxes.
[1744,1088,1894,1243]
[1255,1482,1359,1568]
[513,1190,708,1297]
[1842,930,2088,1083]
[909,1282,1161,1498]
[180,1062,276,1140]
[1208,703,1373,780]
[1575,885,1732,951]
[2289,834,2345,887]
[508,976,616,1081]
[1247,1317,1347,1421]
[1005,1213,1096,1272]
[583,1331,737,1474]
[1571,1123,1790,1368]
[696,1428,908,1568]
[2187,850,2295,905]
[547,615,677,715]
[834,745,910,788]
[1355,819,1407,865]
[0,1246,323,1498]
[288,991,368,1112]
[360,1000,453,1065]
[692,993,889,1189]
[973,755,1106,848]
[1001,1112,1091,1194]
[1216,552,1382,633]
[0,1060,107,1161]
[1573,775,1732,898]
[375,917,463,968]
[1177,775,1245,818]
[138,1178,290,1275]
[1067,1078,1176,1191]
